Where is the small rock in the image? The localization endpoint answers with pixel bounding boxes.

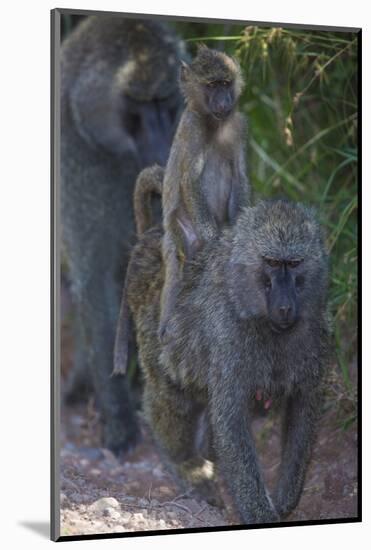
[121,512,132,522]
[89,497,120,513]
[133,512,146,522]
[158,519,167,528]
[103,508,121,520]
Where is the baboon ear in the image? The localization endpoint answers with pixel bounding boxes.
[180,60,191,82]
[177,217,201,260]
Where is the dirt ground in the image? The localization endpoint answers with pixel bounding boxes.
[59,397,358,537]
[59,283,358,538]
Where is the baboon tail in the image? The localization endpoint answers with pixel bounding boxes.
[113,278,132,376]
[134,164,164,235]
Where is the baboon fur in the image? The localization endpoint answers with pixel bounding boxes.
[122,199,330,524]
[114,165,164,375]
[60,15,183,453]
[160,45,250,341]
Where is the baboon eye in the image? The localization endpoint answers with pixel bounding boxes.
[287,260,302,268]
[221,80,230,87]
[266,259,281,268]
[125,112,141,138]
[295,275,305,289]
[207,81,217,88]
[264,278,272,291]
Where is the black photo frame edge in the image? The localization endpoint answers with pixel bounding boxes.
[51,7,362,542]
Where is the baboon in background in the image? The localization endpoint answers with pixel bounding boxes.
[159,44,250,342]
[118,197,330,524]
[60,15,184,454]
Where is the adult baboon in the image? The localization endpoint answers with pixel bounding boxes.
[60,15,184,453]
[118,198,330,523]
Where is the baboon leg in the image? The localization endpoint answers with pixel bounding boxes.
[210,367,279,524]
[273,389,322,518]
[81,271,139,454]
[143,380,219,504]
[159,236,183,343]
[63,307,93,404]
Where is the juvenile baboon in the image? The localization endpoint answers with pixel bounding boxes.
[61,15,184,454]
[119,198,330,523]
[159,44,250,341]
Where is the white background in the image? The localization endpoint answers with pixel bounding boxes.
[0,0,367,548]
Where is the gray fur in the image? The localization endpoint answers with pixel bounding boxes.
[61,15,183,453]
[159,45,250,342]
[124,199,330,523]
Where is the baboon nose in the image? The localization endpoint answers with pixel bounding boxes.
[279,305,292,322]
[270,304,296,332]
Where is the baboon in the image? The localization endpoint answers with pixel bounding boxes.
[60,15,184,454]
[114,165,164,375]
[118,198,330,524]
[133,165,165,237]
[159,44,250,342]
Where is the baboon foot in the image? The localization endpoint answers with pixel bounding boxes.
[102,417,141,457]
[191,479,223,508]
[271,490,296,520]
[63,377,92,406]
[178,458,223,508]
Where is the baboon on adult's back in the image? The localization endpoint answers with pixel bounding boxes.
[119,198,330,523]
[60,15,184,453]
[159,45,250,342]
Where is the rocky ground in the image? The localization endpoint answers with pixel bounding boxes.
[59,399,358,537]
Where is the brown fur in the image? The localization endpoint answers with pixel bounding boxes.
[159,45,250,342]
[120,200,330,523]
[134,165,164,235]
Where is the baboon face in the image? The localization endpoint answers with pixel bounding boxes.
[123,94,180,166]
[260,257,304,332]
[228,255,305,331]
[202,79,235,120]
[227,201,326,331]
[115,24,183,166]
[180,45,243,120]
